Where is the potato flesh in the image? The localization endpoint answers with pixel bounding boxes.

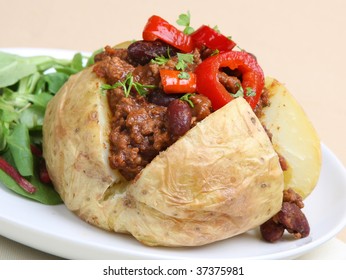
[259,77,322,199]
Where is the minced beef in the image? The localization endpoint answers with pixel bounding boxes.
[93,56,134,85]
[107,88,173,180]
[93,42,213,180]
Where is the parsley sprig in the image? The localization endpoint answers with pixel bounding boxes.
[175,53,194,71]
[150,47,172,65]
[176,11,194,35]
[178,72,190,79]
[151,52,194,72]
[101,73,155,97]
[150,55,169,65]
[232,83,256,98]
[180,93,195,107]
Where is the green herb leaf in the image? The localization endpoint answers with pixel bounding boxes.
[178,72,190,79]
[176,12,190,26]
[180,93,195,107]
[211,49,220,56]
[101,73,155,97]
[213,25,221,33]
[176,53,194,71]
[133,82,156,96]
[151,55,169,65]
[232,83,244,98]
[245,87,256,97]
[176,11,194,34]
[100,83,118,90]
[230,85,255,98]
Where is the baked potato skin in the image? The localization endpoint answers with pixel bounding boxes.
[259,78,321,199]
[42,66,284,246]
[124,97,284,245]
[43,67,127,231]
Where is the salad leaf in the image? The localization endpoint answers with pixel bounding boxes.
[0,52,71,88]
[0,52,36,87]
[6,123,33,176]
[40,72,70,94]
[0,49,91,204]
[71,53,84,71]
[0,148,62,204]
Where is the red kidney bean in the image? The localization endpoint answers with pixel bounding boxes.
[167,99,192,136]
[260,218,285,242]
[127,40,177,66]
[277,202,310,238]
[147,89,180,107]
[260,201,310,242]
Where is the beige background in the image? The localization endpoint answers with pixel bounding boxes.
[0,0,345,258]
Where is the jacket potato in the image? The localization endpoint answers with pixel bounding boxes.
[42,15,321,246]
[43,66,286,246]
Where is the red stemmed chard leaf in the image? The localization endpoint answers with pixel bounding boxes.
[0,157,36,194]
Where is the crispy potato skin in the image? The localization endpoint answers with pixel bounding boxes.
[43,67,284,246]
[260,78,321,199]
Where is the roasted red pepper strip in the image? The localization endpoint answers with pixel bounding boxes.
[160,69,196,94]
[190,25,236,51]
[142,15,194,53]
[195,51,264,110]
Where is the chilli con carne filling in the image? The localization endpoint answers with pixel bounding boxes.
[92,41,269,181]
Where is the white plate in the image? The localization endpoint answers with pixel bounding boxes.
[1,48,346,260]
